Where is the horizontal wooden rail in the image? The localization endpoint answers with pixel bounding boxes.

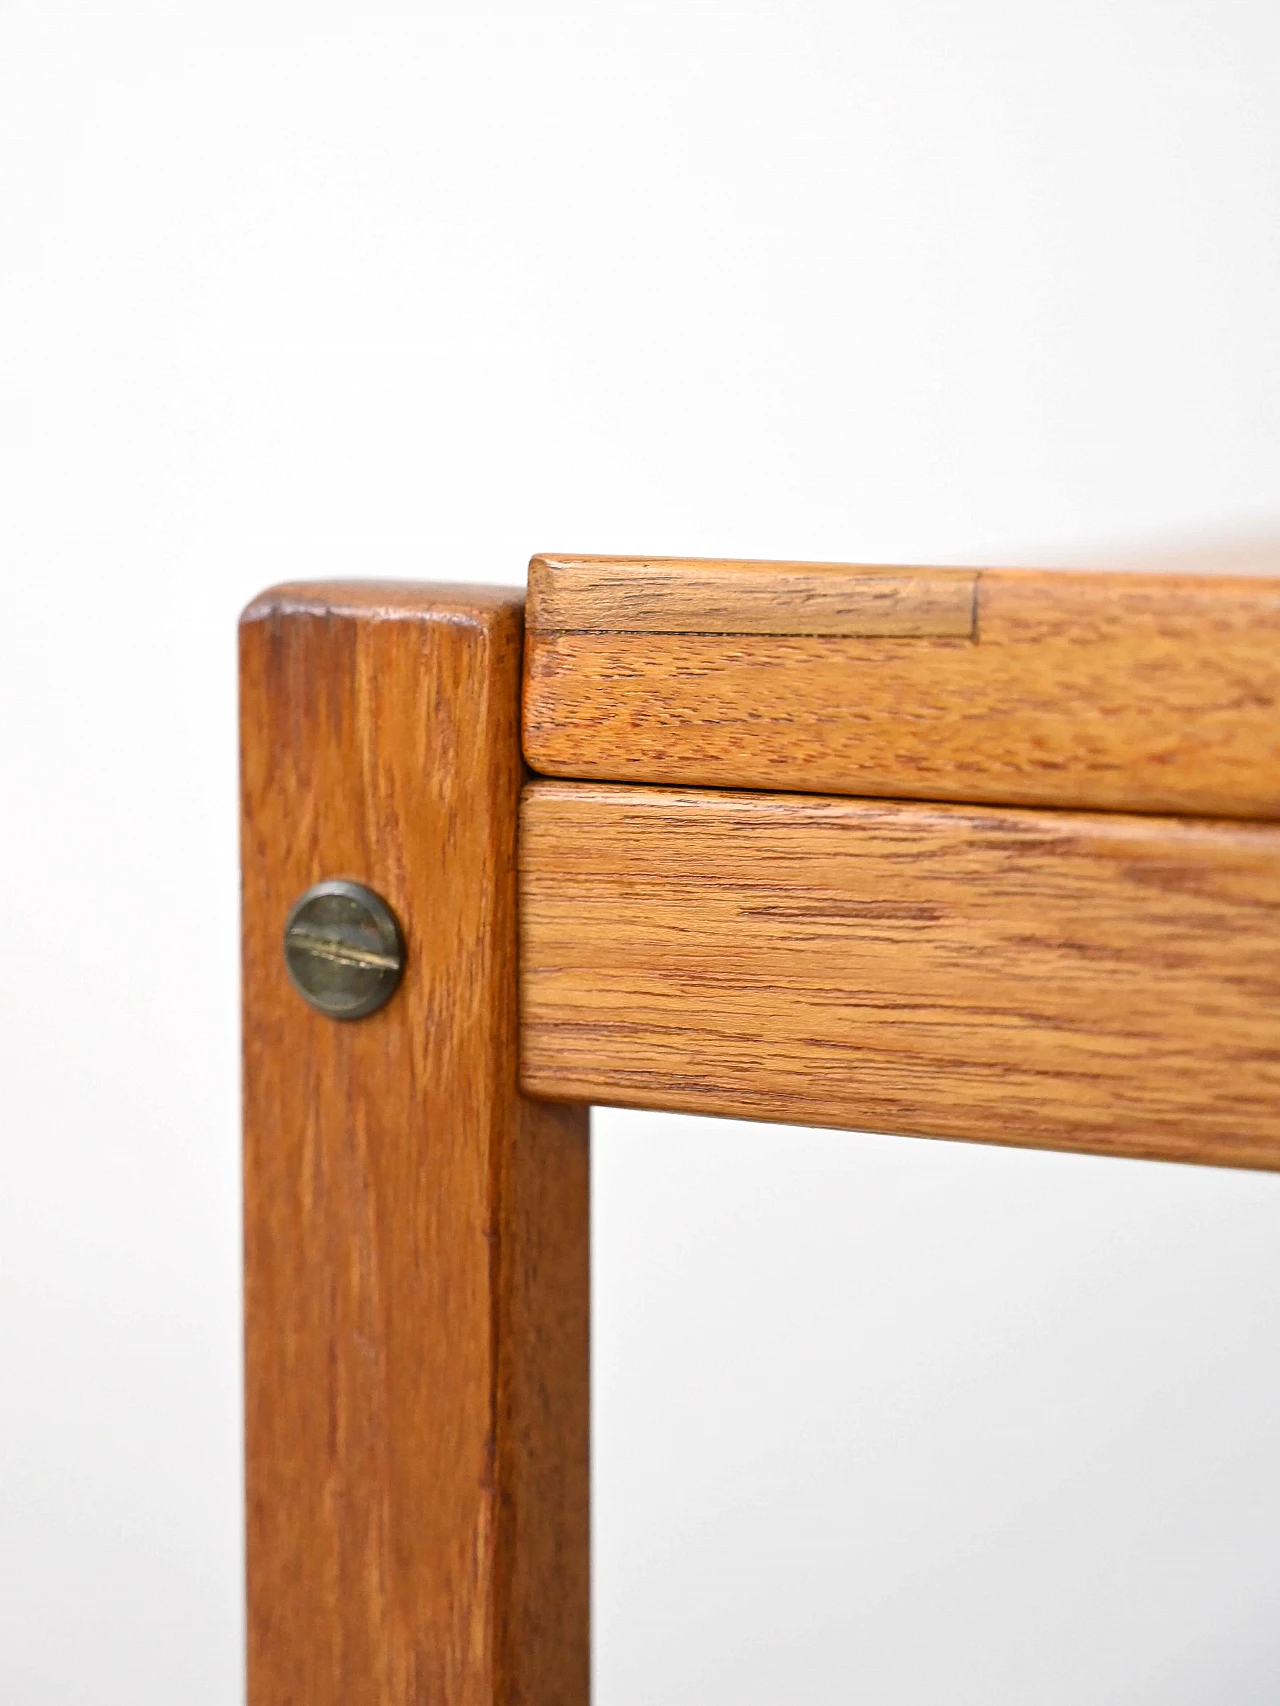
[519,781,1280,1169]
[523,555,1280,819]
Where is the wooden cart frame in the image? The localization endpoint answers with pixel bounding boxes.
[240,557,1280,1705]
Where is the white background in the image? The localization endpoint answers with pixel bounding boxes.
[2,3,1279,1701]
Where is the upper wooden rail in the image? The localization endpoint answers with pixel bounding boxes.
[523,555,1280,819]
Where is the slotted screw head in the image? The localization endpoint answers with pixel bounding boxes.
[283,879,404,1019]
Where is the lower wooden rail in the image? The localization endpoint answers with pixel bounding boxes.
[520,781,1280,1170]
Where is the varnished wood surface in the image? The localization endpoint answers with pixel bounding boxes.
[523,555,1280,819]
[241,583,588,1706]
[529,553,978,636]
[520,781,1280,1169]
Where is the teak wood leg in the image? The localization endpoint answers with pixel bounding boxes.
[240,583,589,1706]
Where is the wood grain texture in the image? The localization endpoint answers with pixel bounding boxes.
[520,781,1280,1169]
[241,583,588,1706]
[523,556,1280,819]
[528,554,978,636]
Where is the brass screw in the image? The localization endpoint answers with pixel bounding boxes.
[283,879,404,1020]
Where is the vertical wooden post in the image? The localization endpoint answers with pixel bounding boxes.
[240,583,589,1706]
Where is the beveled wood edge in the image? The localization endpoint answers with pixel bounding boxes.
[515,1076,1280,1172]
[526,552,1280,639]
[242,578,525,626]
[527,555,978,637]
